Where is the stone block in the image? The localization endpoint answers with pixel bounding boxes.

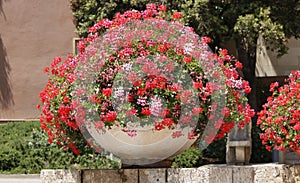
[167,167,209,183]
[40,169,81,183]
[232,167,254,182]
[82,169,138,183]
[253,164,285,183]
[139,168,166,183]
[209,165,233,183]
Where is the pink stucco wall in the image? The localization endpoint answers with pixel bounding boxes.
[0,0,76,119]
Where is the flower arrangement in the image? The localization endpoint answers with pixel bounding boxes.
[38,4,254,154]
[258,70,300,154]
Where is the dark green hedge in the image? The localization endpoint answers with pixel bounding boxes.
[0,121,120,174]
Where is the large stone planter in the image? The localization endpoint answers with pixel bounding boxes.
[278,151,300,165]
[88,125,196,165]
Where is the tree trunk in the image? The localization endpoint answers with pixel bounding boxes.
[235,37,257,111]
[235,36,271,163]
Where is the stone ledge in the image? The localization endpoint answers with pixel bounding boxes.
[40,163,300,183]
[0,174,40,179]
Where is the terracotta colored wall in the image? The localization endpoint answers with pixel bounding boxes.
[0,0,76,119]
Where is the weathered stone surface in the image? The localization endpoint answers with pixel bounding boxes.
[281,165,300,183]
[233,166,254,182]
[41,169,81,183]
[167,164,300,183]
[167,167,209,183]
[139,168,166,183]
[209,165,233,183]
[253,164,283,183]
[82,169,138,183]
[41,164,300,183]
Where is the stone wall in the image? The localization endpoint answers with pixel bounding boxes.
[0,0,76,119]
[256,35,300,77]
[41,164,300,183]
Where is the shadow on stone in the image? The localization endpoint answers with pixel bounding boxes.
[0,34,14,110]
[0,0,9,20]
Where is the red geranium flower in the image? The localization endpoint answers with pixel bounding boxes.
[172,12,182,19]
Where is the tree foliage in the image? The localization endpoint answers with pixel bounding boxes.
[70,0,300,56]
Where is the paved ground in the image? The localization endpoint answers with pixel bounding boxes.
[0,174,41,183]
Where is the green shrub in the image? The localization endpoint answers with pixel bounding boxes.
[202,137,226,163]
[0,121,39,173]
[172,147,202,168]
[0,121,120,174]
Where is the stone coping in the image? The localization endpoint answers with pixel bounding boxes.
[40,163,300,183]
[0,174,40,179]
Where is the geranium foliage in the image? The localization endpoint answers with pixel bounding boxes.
[258,70,300,154]
[39,4,254,154]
